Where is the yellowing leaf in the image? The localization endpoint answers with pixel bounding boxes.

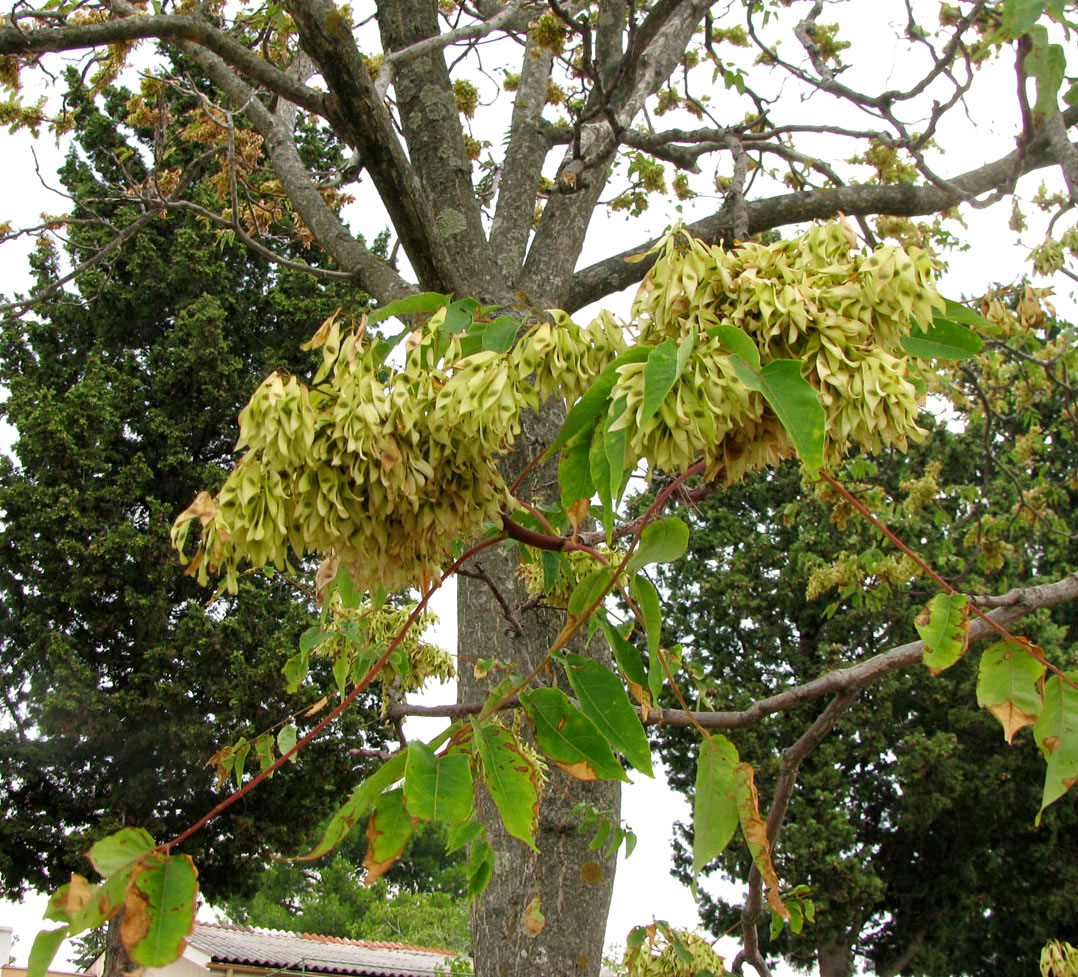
[362,788,416,884]
[1034,670,1078,823]
[470,719,540,850]
[296,751,407,861]
[520,687,629,782]
[976,639,1046,743]
[524,895,546,935]
[916,592,970,674]
[122,853,199,967]
[736,763,787,919]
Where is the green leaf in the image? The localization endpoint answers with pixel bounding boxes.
[692,736,740,885]
[568,567,614,619]
[125,853,199,967]
[87,827,156,877]
[540,550,564,594]
[483,316,519,353]
[557,653,653,776]
[282,649,310,693]
[543,346,651,461]
[276,723,298,761]
[369,291,450,325]
[631,574,664,703]
[976,639,1047,743]
[363,788,415,882]
[469,719,540,849]
[937,298,993,330]
[467,837,495,900]
[445,819,484,856]
[298,751,407,860]
[788,902,805,935]
[403,741,475,822]
[520,687,629,782]
[1002,0,1045,36]
[559,435,594,510]
[709,324,761,369]
[27,928,70,977]
[332,653,350,699]
[589,418,616,537]
[254,733,275,774]
[598,618,649,693]
[626,517,689,573]
[901,318,984,360]
[1026,27,1066,120]
[916,593,970,674]
[588,818,612,851]
[641,339,679,425]
[736,359,826,475]
[1034,670,1078,823]
[443,298,478,334]
[604,398,631,505]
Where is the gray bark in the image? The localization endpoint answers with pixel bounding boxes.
[104,912,139,977]
[817,941,855,977]
[457,403,620,977]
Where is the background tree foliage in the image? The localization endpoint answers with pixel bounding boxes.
[649,293,1078,977]
[221,823,469,952]
[0,68,385,902]
[2,2,1078,976]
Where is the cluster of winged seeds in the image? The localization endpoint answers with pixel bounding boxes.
[172,220,943,596]
[172,306,624,594]
[622,220,943,481]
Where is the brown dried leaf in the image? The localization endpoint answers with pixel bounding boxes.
[567,497,590,536]
[524,895,545,935]
[736,763,788,919]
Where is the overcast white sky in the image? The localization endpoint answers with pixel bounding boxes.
[2,0,1077,970]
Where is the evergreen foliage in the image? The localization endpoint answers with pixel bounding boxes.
[649,303,1078,976]
[0,71,382,901]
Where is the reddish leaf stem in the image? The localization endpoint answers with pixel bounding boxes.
[819,468,1077,688]
[166,532,507,851]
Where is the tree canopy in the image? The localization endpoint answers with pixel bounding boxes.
[648,288,1078,977]
[0,67,385,902]
[2,2,1078,977]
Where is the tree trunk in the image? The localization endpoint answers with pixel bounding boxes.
[817,941,855,977]
[104,913,139,977]
[457,404,621,977]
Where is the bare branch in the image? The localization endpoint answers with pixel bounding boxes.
[386,573,1078,728]
[489,36,555,283]
[374,0,532,100]
[0,209,160,317]
[567,105,1078,312]
[0,11,329,118]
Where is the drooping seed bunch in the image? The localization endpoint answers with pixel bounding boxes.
[172,305,625,594]
[173,221,943,596]
[620,220,944,481]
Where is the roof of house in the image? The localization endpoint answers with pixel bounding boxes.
[186,923,458,977]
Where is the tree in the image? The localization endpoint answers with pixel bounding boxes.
[0,67,387,906]
[221,823,470,952]
[648,290,1078,977]
[2,3,1078,976]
